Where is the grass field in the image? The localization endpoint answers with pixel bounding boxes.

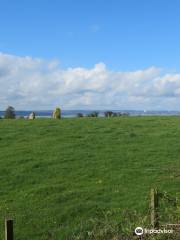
[0,117,179,239]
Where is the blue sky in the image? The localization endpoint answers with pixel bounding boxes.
[1,0,180,70]
[1,0,180,110]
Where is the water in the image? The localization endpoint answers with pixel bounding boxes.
[1,110,180,118]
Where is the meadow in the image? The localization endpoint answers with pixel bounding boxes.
[0,117,179,239]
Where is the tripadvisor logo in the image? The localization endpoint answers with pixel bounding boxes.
[134,226,174,236]
[135,227,143,236]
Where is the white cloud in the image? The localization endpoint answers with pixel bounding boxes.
[0,52,180,110]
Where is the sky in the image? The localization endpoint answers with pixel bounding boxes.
[1,0,180,110]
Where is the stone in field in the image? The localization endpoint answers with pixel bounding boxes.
[28,112,36,120]
[52,107,61,119]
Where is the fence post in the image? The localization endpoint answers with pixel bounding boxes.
[5,219,14,240]
[150,188,159,228]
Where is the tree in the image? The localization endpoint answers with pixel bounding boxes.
[87,111,99,117]
[76,113,84,117]
[4,106,16,119]
[104,111,113,117]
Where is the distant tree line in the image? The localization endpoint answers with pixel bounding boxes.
[76,111,129,118]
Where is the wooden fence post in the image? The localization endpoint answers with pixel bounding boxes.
[5,219,14,240]
[150,188,159,228]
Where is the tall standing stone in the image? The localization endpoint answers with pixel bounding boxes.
[52,107,61,119]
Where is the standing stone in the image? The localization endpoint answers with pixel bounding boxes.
[28,112,36,120]
[52,107,61,119]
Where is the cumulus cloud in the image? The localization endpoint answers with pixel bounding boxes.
[0,52,180,110]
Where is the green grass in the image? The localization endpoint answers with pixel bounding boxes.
[0,117,179,239]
